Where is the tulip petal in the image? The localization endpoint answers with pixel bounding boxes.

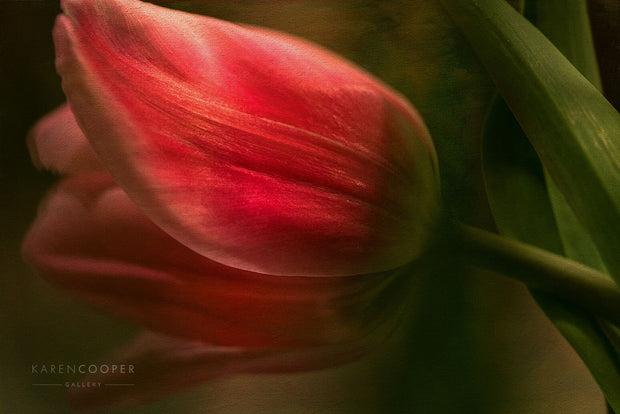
[22,173,408,347]
[67,329,385,411]
[27,104,103,174]
[53,0,439,276]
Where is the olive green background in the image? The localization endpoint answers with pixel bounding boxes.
[1,1,618,413]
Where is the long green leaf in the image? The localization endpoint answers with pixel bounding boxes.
[441,0,620,284]
[477,0,620,409]
[483,97,561,252]
[531,3,620,408]
[483,96,620,412]
[531,0,607,273]
[528,0,602,90]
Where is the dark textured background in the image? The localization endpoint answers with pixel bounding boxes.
[1,1,618,413]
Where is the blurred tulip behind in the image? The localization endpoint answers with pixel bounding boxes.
[1,1,617,413]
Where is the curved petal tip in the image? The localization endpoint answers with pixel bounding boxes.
[27,104,102,174]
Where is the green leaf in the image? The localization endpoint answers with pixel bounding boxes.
[530,2,620,407]
[528,0,607,274]
[478,2,620,406]
[526,0,602,90]
[482,96,620,411]
[545,178,608,271]
[441,0,620,284]
[482,97,562,252]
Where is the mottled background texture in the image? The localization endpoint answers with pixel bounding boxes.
[1,1,619,413]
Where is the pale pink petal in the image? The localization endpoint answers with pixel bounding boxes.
[53,0,440,276]
[22,173,410,347]
[67,329,391,411]
[27,104,103,174]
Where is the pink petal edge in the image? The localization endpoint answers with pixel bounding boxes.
[27,104,102,174]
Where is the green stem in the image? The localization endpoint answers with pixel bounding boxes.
[458,225,620,325]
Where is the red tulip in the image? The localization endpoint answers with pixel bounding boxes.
[23,0,439,409]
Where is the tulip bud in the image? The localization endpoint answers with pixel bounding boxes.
[49,0,440,277]
[23,0,440,408]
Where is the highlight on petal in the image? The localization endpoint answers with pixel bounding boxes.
[22,174,415,348]
[53,0,440,276]
[27,104,102,174]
